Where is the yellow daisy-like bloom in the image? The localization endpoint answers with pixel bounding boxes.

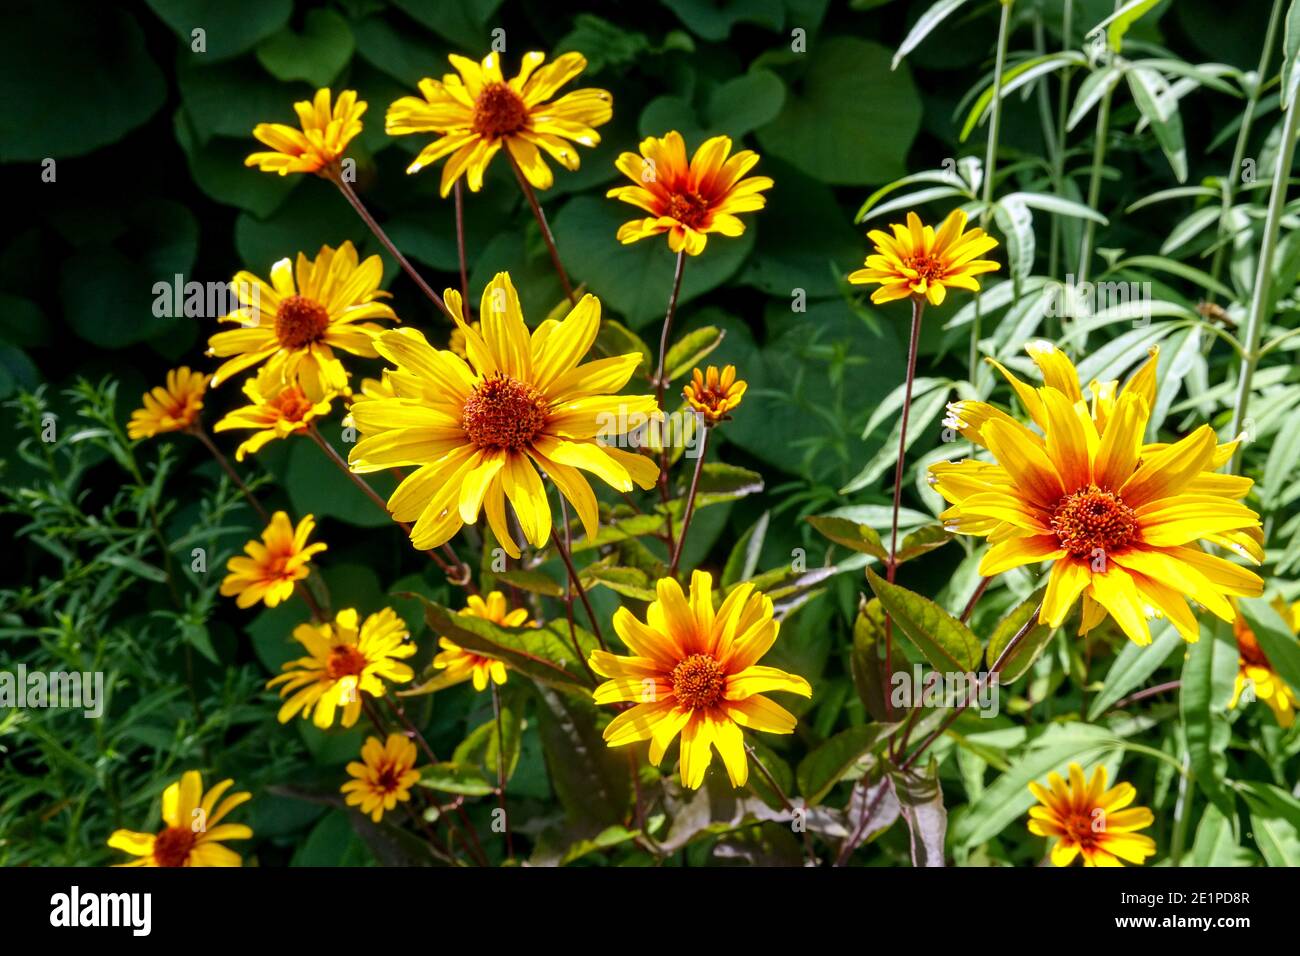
[930,343,1263,646]
[589,571,812,790]
[386,51,611,196]
[213,366,335,462]
[108,771,252,867]
[606,132,773,256]
[683,365,746,425]
[1228,598,1299,727]
[268,607,415,729]
[431,591,534,692]
[219,511,327,610]
[127,367,210,440]
[207,241,397,399]
[849,209,999,306]
[1028,763,1156,867]
[347,272,660,556]
[245,88,366,176]
[341,733,421,822]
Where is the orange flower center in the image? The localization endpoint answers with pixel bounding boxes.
[473,82,529,138]
[461,373,549,449]
[671,653,726,709]
[275,295,331,350]
[903,254,946,282]
[1062,811,1100,849]
[375,765,401,794]
[152,825,197,867]
[326,644,368,680]
[667,191,711,229]
[1050,485,1138,557]
[1233,618,1270,668]
[273,387,315,423]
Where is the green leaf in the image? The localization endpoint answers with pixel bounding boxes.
[891,760,947,867]
[841,385,949,493]
[1087,621,1183,719]
[1127,67,1188,183]
[580,562,658,602]
[1238,598,1300,697]
[256,9,354,88]
[665,326,726,382]
[494,569,565,598]
[707,69,786,138]
[895,524,954,565]
[419,762,496,797]
[1238,782,1300,867]
[893,0,971,68]
[454,708,523,781]
[850,597,891,722]
[388,0,504,50]
[865,569,982,673]
[1095,0,1165,53]
[985,588,1053,683]
[533,685,631,826]
[805,514,888,561]
[1189,803,1252,866]
[659,0,784,41]
[593,318,652,378]
[1283,0,1300,108]
[795,722,899,805]
[284,436,396,528]
[1180,617,1236,822]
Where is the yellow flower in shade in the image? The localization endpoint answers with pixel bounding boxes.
[1028,763,1156,867]
[127,367,210,439]
[245,88,366,176]
[219,511,327,610]
[212,366,335,461]
[1228,598,1299,727]
[849,209,999,306]
[431,591,534,692]
[342,733,421,822]
[347,272,660,556]
[108,771,252,867]
[589,571,812,790]
[929,344,1263,646]
[683,365,746,425]
[606,132,773,256]
[206,241,397,399]
[268,608,415,729]
[386,51,611,196]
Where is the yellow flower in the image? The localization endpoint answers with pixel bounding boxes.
[386,51,611,196]
[347,272,660,556]
[849,209,999,306]
[1228,598,1299,727]
[108,771,252,867]
[589,571,811,790]
[431,591,534,692]
[1028,763,1155,867]
[606,132,773,255]
[929,344,1263,646]
[268,607,415,729]
[219,511,327,610]
[683,365,746,425]
[245,88,366,176]
[448,319,481,360]
[342,733,421,822]
[212,366,335,461]
[127,367,210,439]
[206,241,397,399]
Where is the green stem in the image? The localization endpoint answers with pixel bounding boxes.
[668,424,709,576]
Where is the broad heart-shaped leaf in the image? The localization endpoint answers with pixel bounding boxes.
[757,38,922,185]
[533,685,631,827]
[1180,616,1237,823]
[805,514,889,561]
[659,0,784,41]
[866,569,982,673]
[1239,597,1300,697]
[174,110,298,217]
[0,1,165,161]
[795,722,900,806]
[984,587,1052,683]
[147,0,292,62]
[665,326,726,382]
[1086,620,1182,719]
[891,759,947,867]
[256,9,354,88]
[388,0,504,50]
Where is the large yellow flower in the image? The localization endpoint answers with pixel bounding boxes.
[213,365,335,461]
[606,132,772,255]
[108,771,252,867]
[386,51,611,196]
[127,367,210,440]
[220,511,327,610]
[268,608,415,729]
[1028,763,1155,867]
[430,591,534,692]
[589,571,811,790]
[347,272,659,556]
[931,343,1263,645]
[849,209,999,306]
[207,241,397,399]
[245,88,366,176]
[1229,598,1299,727]
[342,733,421,822]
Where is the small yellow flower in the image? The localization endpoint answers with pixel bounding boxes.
[245,88,366,176]
[342,733,421,822]
[850,209,999,306]
[1229,599,1299,727]
[432,591,534,692]
[606,132,773,256]
[683,365,746,425]
[268,608,415,729]
[355,371,397,401]
[1028,763,1155,867]
[206,241,397,399]
[127,367,210,440]
[219,511,327,610]
[108,771,252,867]
[386,51,611,195]
[589,571,811,790]
[212,366,335,461]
